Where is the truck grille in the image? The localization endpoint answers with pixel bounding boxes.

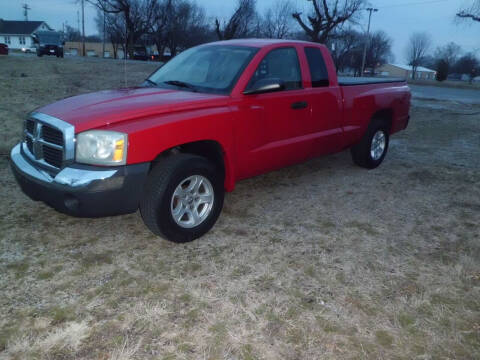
[23,114,73,170]
[26,136,34,153]
[42,125,64,146]
[26,119,35,133]
[42,145,63,167]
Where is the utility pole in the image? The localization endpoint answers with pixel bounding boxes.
[22,3,31,21]
[360,7,378,77]
[81,0,86,57]
[102,10,106,58]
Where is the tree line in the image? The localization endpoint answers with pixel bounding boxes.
[405,1,479,82]
[61,0,390,74]
[64,0,479,82]
[406,33,479,83]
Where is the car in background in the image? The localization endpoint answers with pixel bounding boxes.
[0,43,8,55]
[133,46,149,61]
[32,31,64,58]
[21,46,36,54]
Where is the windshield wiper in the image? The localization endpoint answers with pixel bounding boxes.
[163,80,197,92]
[143,79,157,87]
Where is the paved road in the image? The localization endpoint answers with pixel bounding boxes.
[410,84,480,104]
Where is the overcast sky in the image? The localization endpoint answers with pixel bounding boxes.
[1,0,479,63]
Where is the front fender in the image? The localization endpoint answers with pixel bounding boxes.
[108,106,237,191]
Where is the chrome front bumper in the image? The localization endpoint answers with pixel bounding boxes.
[10,143,150,217]
[11,143,118,187]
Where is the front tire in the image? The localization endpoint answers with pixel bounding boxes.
[350,119,390,169]
[140,154,224,243]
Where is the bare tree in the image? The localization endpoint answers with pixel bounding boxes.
[365,31,392,74]
[261,0,295,39]
[165,0,210,56]
[95,10,126,58]
[328,29,363,73]
[453,53,479,82]
[64,24,82,42]
[457,0,480,22]
[434,42,462,74]
[149,0,211,59]
[435,59,449,81]
[215,0,257,40]
[88,0,156,58]
[149,0,169,59]
[330,29,391,76]
[292,0,365,43]
[418,55,436,69]
[406,32,431,80]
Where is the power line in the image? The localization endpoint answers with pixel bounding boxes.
[374,0,449,10]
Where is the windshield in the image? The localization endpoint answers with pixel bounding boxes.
[148,45,258,94]
[37,33,62,45]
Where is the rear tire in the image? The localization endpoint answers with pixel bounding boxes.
[350,119,390,169]
[140,154,224,243]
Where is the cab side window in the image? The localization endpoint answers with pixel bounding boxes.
[246,47,302,92]
[304,47,329,87]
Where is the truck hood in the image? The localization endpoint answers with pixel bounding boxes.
[37,87,229,133]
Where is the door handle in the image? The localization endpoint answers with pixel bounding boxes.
[291,101,308,110]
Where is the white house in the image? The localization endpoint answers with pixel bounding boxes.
[377,63,436,80]
[0,19,52,50]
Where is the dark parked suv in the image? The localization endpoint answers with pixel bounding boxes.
[33,31,64,57]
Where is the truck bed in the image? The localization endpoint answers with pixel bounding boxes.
[338,77,406,86]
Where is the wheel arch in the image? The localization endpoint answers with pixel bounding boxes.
[370,108,393,133]
[152,140,235,192]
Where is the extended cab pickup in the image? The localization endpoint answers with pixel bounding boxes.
[10,39,411,242]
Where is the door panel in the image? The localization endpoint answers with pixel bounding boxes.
[235,47,313,178]
[237,90,313,178]
[304,87,344,155]
[302,46,344,155]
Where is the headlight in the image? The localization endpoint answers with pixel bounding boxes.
[76,130,127,166]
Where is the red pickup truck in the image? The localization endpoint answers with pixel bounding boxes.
[11,39,411,242]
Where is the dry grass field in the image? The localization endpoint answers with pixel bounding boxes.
[0,55,479,360]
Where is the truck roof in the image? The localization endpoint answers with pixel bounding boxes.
[207,38,326,49]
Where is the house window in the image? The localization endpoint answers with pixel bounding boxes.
[19,36,26,45]
[4,36,10,44]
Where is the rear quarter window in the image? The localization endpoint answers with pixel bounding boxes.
[304,47,329,87]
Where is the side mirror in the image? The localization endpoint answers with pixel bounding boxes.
[243,78,285,95]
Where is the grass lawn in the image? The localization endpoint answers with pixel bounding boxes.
[0,54,479,359]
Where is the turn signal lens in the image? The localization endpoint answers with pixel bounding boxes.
[112,139,125,162]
